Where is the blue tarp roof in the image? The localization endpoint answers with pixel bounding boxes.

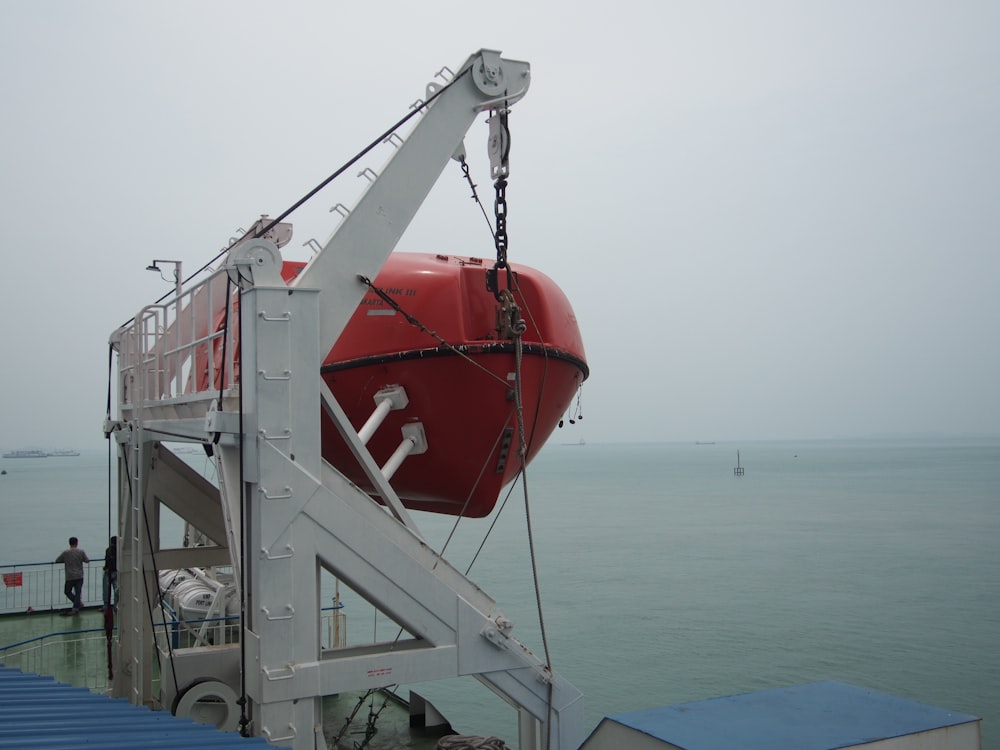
[604,680,979,750]
[0,665,273,749]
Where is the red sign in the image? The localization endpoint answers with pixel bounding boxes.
[2,572,23,587]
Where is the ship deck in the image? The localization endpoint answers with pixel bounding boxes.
[0,606,459,749]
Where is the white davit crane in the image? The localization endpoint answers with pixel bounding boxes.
[107,49,584,750]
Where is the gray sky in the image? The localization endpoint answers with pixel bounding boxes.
[1,1,997,448]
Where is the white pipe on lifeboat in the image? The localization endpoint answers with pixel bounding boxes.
[358,385,410,445]
[380,422,428,481]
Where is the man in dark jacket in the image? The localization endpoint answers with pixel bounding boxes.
[103,536,118,608]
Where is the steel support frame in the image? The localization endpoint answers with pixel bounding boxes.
[223,246,583,748]
[109,48,583,749]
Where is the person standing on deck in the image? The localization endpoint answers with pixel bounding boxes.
[55,536,90,615]
[102,535,118,608]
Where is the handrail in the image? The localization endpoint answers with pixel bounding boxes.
[1,624,110,652]
[4,559,105,569]
[116,267,237,410]
[1,559,108,615]
[0,603,344,662]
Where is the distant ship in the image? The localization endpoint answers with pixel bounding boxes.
[1,449,80,458]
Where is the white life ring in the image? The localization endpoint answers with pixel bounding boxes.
[172,678,240,732]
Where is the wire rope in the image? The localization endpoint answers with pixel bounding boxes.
[116,66,473,330]
[356,276,512,388]
[460,142,560,747]
[105,346,114,544]
[234,284,251,736]
[436,414,517,569]
[360,155,561,703]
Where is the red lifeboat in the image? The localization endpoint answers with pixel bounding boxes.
[308,252,588,518]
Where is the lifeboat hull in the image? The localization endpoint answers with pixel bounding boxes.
[311,252,588,518]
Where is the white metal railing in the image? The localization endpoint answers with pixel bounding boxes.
[1,558,347,696]
[156,610,241,651]
[1,560,106,614]
[116,269,237,410]
[1,630,113,692]
[2,610,346,695]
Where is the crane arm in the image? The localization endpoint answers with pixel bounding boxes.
[290,49,530,356]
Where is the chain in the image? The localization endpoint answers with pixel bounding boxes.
[486,176,510,299]
[457,104,523,312]
[493,176,508,270]
[486,107,512,299]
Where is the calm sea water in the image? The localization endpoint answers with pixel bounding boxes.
[2,437,998,747]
